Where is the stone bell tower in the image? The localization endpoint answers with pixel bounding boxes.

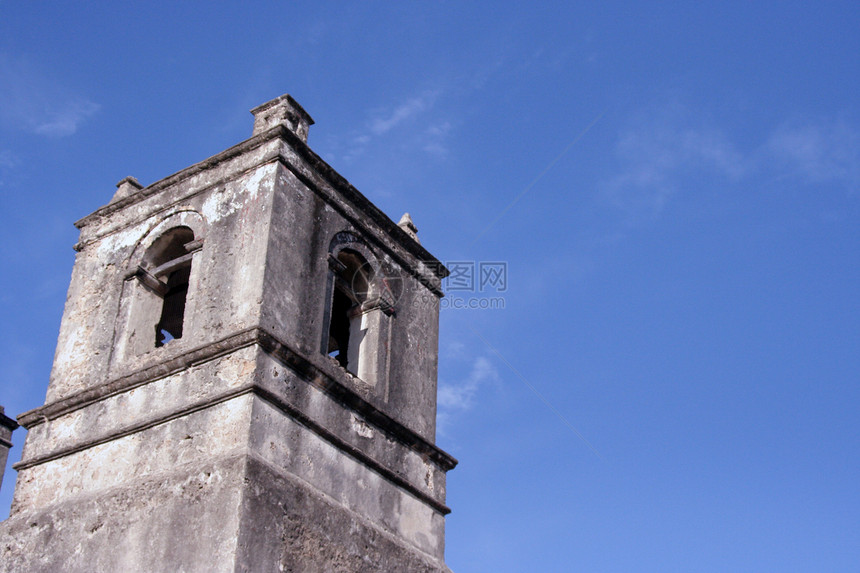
[0,94,456,572]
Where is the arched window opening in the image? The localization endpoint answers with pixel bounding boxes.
[328,287,353,367]
[326,249,373,373]
[140,226,196,348]
[156,264,190,346]
[112,213,205,366]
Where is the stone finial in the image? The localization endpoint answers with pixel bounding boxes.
[110,176,144,204]
[250,94,315,142]
[398,213,420,243]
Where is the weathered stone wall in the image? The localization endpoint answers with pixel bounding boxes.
[1,455,247,573]
[4,337,454,570]
[249,361,448,557]
[13,352,257,512]
[18,346,258,468]
[1,94,455,572]
[235,456,451,573]
[47,139,283,403]
[13,397,252,513]
[260,151,444,441]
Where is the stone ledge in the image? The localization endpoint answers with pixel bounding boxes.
[74,130,280,230]
[251,388,451,515]
[18,328,261,428]
[73,145,282,251]
[16,327,457,487]
[14,384,254,472]
[74,123,448,281]
[15,385,450,516]
[0,407,19,433]
[272,129,449,280]
[273,154,446,297]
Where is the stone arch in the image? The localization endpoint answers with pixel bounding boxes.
[322,231,393,392]
[113,210,207,361]
[125,210,207,273]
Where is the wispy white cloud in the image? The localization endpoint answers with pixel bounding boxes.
[369,92,438,135]
[0,53,100,138]
[602,104,860,222]
[32,100,101,137]
[443,340,466,359]
[423,121,452,157]
[438,356,498,411]
[436,355,498,437]
[765,120,860,186]
[603,120,745,218]
[337,90,451,163]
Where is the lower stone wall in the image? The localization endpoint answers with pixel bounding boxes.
[12,395,253,513]
[0,455,246,573]
[234,455,452,573]
[1,449,453,572]
[247,391,448,559]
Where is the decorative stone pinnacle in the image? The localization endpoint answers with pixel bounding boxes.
[398,213,419,243]
[250,94,315,142]
[110,176,144,204]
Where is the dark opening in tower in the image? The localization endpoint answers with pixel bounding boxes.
[326,249,372,373]
[142,226,195,348]
[156,264,190,346]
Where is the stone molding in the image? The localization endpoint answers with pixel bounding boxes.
[74,124,448,284]
[15,327,457,512]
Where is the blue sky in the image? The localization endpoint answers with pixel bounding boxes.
[1,2,858,570]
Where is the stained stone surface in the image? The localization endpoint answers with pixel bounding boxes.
[0,94,455,572]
